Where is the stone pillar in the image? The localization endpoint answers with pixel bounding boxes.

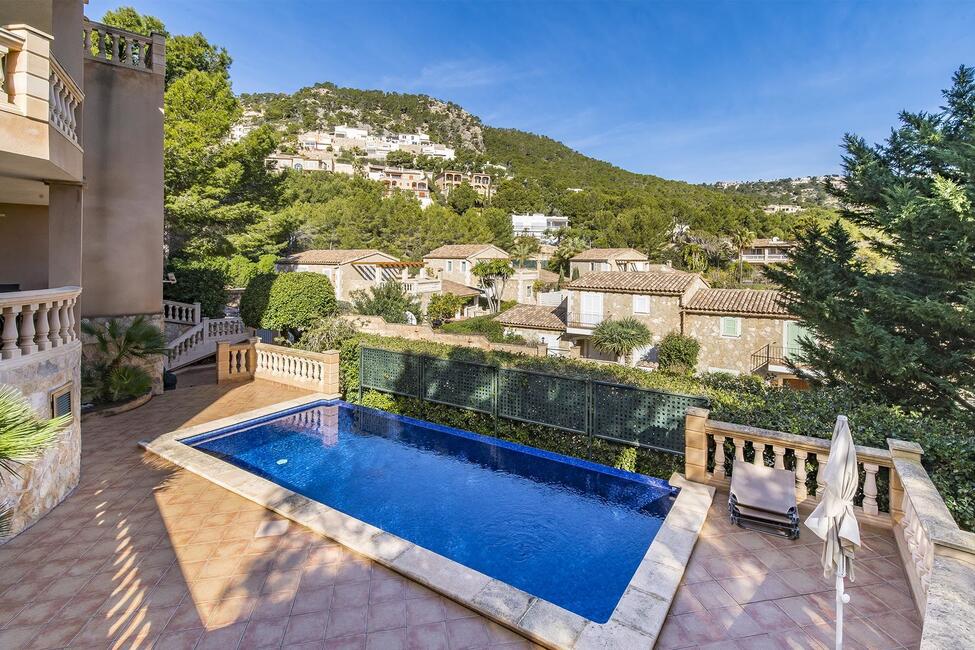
[888,439,923,522]
[684,406,710,482]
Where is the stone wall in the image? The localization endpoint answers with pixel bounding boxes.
[0,342,82,541]
[80,313,166,396]
[349,316,548,356]
[684,312,790,374]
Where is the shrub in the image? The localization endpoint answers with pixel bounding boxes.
[241,272,337,340]
[658,332,701,374]
[614,447,638,473]
[294,317,357,353]
[164,257,230,318]
[440,314,525,344]
[81,316,167,404]
[426,293,466,323]
[351,281,421,324]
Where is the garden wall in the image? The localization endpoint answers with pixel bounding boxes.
[347,315,548,356]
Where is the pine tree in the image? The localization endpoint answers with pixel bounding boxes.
[768,66,975,415]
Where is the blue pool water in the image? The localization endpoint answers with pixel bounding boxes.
[182,400,676,622]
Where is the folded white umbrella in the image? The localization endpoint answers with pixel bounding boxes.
[805,415,861,650]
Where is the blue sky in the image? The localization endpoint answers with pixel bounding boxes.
[88,0,975,183]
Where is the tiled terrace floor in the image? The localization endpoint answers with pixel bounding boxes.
[0,370,921,649]
[0,370,534,649]
[657,496,921,649]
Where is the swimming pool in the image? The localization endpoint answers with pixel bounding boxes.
[181,400,677,623]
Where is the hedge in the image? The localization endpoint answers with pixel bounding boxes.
[331,333,974,532]
[164,259,230,318]
[241,272,337,340]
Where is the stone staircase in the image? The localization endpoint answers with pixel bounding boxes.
[163,300,250,370]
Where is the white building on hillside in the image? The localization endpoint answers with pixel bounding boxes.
[334,125,369,140]
[511,213,569,243]
[421,144,456,160]
[397,132,431,146]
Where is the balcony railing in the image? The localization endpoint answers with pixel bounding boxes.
[567,311,605,328]
[402,278,441,294]
[83,20,163,73]
[751,343,803,373]
[49,56,82,146]
[0,287,81,361]
[741,253,791,263]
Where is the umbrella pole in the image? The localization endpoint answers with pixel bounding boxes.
[835,571,850,650]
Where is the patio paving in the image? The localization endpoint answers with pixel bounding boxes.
[0,369,920,649]
[657,494,921,650]
[0,369,536,650]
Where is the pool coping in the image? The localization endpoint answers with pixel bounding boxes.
[140,393,715,650]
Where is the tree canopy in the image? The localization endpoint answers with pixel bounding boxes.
[769,66,975,416]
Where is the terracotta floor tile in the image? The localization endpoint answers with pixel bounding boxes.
[285,611,329,645]
[406,621,449,650]
[367,599,407,632]
[196,621,247,649]
[153,627,204,650]
[239,617,289,649]
[405,596,447,626]
[686,580,740,610]
[326,605,367,639]
[718,573,798,605]
[28,616,89,650]
[0,625,42,649]
[445,616,492,649]
[655,617,695,650]
[292,586,335,615]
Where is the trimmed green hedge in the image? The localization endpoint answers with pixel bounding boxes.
[241,272,337,339]
[332,333,974,532]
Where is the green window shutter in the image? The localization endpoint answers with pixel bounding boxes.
[721,317,741,337]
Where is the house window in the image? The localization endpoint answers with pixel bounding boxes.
[633,295,650,314]
[590,262,596,271]
[447,260,453,272]
[720,317,742,338]
[461,261,468,272]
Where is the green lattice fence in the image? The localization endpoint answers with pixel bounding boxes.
[358,347,708,455]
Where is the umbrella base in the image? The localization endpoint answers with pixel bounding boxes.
[729,494,800,539]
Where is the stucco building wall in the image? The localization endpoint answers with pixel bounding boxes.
[80,55,164,319]
[0,204,49,290]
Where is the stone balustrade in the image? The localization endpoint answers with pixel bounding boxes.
[48,56,82,146]
[83,20,164,74]
[163,299,201,325]
[217,338,340,395]
[684,407,893,524]
[402,278,442,294]
[0,287,81,361]
[165,317,246,370]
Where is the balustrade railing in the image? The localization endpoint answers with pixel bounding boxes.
[0,287,81,361]
[163,299,201,325]
[685,408,894,524]
[48,56,82,145]
[402,278,441,294]
[216,339,339,395]
[83,20,160,72]
[165,317,246,369]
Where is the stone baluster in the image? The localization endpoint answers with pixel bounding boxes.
[862,463,880,516]
[733,437,745,462]
[752,441,766,467]
[1,306,20,359]
[18,303,38,355]
[712,435,727,477]
[35,303,50,352]
[47,301,61,348]
[815,453,828,498]
[65,298,76,341]
[772,445,786,470]
[794,449,809,500]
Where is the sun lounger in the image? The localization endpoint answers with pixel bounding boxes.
[728,460,800,539]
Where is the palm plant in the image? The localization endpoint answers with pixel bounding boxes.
[592,318,653,366]
[510,236,541,269]
[731,227,756,283]
[471,259,514,313]
[81,316,168,404]
[549,235,587,279]
[0,386,68,536]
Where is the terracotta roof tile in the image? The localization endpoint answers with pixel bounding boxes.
[278,249,393,265]
[685,288,792,316]
[570,248,647,262]
[567,271,697,295]
[495,304,566,331]
[423,244,507,259]
[439,279,481,298]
